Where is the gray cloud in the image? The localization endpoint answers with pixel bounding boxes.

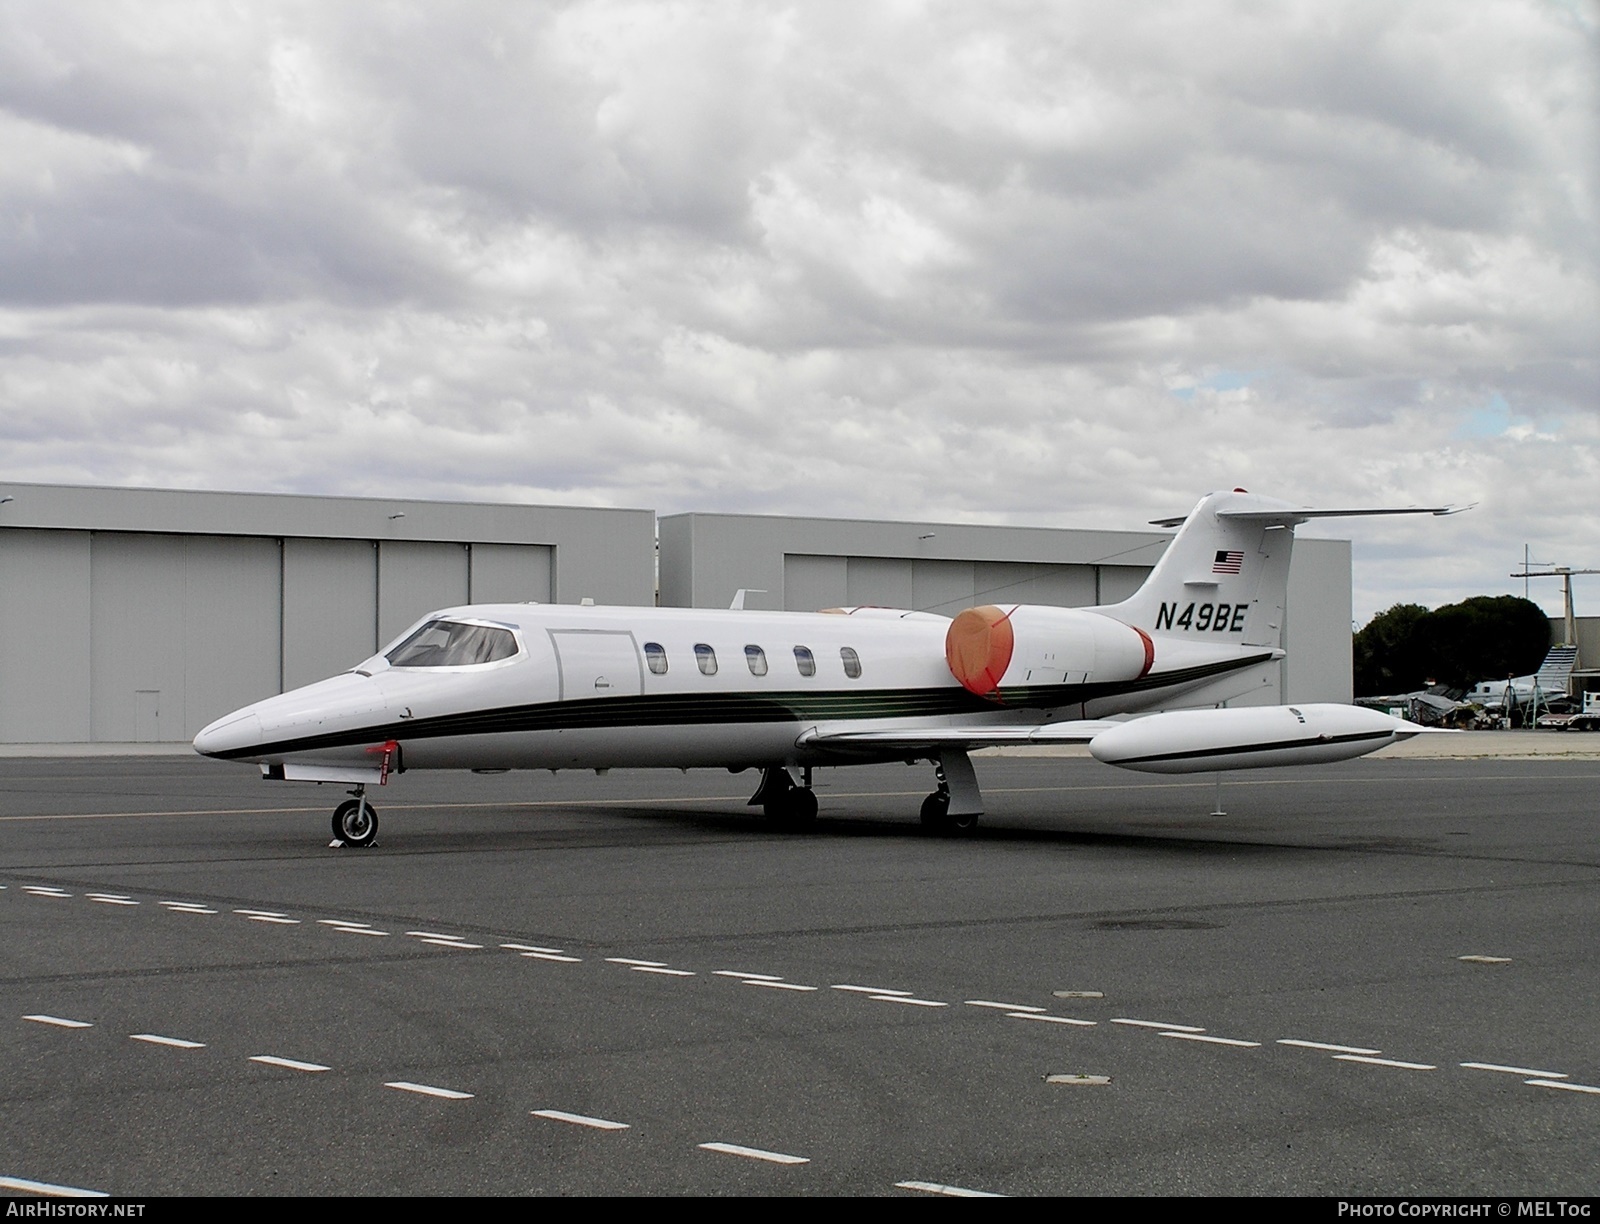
[0,0,1595,622]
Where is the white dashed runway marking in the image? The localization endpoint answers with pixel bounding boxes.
[1526,1079,1600,1095]
[1009,1012,1095,1027]
[85,894,137,906]
[0,1175,108,1199]
[1278,1039,1382,1055]
[897,1180,1003,1198]
[698,1142,809,1165]
[249,1055,330,1072]
[532,1109,630,1130]
[965,1000,1043,1012]
[1334,1055,1436,1071]
[386,1081,474,1100]
[23,1015,91,1029]
[873,996,947,1008]
[832,984,911,996]
[1461,1062,1567,1078]
[1112,1018,1204,1032]
[746,980,817,991]
[131,1033,205,1049]
[1162,1032,1261,1048]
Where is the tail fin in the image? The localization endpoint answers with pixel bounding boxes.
[1101,490,1299,648]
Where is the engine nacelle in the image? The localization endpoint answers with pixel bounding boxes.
[945,605,1154,697]
[1088,703,1421,774]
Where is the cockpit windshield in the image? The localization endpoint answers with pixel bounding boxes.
[385,619,519,668]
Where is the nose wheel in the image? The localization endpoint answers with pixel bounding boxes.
[332,791,378,848]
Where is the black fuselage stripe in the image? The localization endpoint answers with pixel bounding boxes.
[1109,729,1392,765]
[213,653,1275,760]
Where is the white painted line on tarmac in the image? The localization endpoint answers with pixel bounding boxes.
[1278,1039,1382,1055]
[1462,1062,1567,1078]
[896,1180,1003,1198]
[716,971,784,980]
[23,887,70,897]
[532,1109,630,1130]
[24,1015,92,1029]
[249,1055,330,1072]
[632,966,695,977]
[502,943,567,954]
[1162,1032,1261,1048]
[340,927,389,936]
[386,1081,474,1100]
[419,938,483,949]
[966,1000,1044,1012]
[873,996,947,1008]
[246,915,301,925]
[833,984,912,996]
[1334,1055,1436,1071]
[131,1034,205,1049]
[234,909,288,918]
[85,894,138,906]
[405,931,476,942]
[1525,1079,1600,1095]
[318,919,373,928]
[0,1175,109,1198]
[521,951,581,962]
[160,902,217,914]
[1457,955,1512,965]
[606,957,667,967]
[746,980,817,992]
[698,1142,809,1165]
[1111,1018,1204,1032]
[1008,1012,1096,1027]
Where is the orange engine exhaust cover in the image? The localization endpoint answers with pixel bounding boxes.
[946,605,1015,697]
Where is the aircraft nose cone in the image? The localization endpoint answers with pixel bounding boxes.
[193,710,264,758]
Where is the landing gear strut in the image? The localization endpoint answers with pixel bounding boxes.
[749,765,818,830]
[331,786,378,848]
[920,750,983,835]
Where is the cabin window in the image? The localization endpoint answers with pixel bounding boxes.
[694,643,718,675]
[644,642,668,675]
[840,646,862,679]
[745,645,768,676]
[793,646,816,677]
[386,619,518,668]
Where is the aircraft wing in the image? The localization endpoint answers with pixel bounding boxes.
[796,720,1121,754]
[1149,505,1462,527]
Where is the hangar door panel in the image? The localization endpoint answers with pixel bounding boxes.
[0,528,91,742]
[91,533,281,741]
[1097,565,1152,605]
[846,557,913,610]
[784,555,847,612]
[378,541,470,647]
[284,538,378,690]
[470,544,553,605]
[911,559,975,616]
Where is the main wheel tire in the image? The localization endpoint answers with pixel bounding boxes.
[949,807,980,834]
[920,791,951,831]
[767,787,818,830]
[332,799,378,848]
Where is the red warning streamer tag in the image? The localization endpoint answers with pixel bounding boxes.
[365,740,399,785]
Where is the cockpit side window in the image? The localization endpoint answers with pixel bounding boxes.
[386,619,519,668]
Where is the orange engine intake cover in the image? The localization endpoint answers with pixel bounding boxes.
[945,605,1015,697]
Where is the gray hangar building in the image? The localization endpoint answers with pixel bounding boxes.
[0,482,1352,747]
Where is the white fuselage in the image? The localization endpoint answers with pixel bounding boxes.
[193,602,1272,775]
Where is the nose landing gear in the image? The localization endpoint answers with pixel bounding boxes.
[331,787,378,848]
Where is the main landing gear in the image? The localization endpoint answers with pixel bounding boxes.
[919,750,983,836]
[748,766,818,830]
[331,786,378,848]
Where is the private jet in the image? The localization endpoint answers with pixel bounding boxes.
[194,490,1455,846]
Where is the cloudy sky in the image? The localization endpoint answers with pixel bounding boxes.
[1,0,1595,622]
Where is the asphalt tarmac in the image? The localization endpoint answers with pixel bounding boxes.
[1,752,1596,1197]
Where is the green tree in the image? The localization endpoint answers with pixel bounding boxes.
[1353,597,1550,696]
[1353,603,1431,695]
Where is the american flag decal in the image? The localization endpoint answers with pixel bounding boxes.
[1212,550,1244,575]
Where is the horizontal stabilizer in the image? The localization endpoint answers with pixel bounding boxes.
[1149,505,1463,528]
